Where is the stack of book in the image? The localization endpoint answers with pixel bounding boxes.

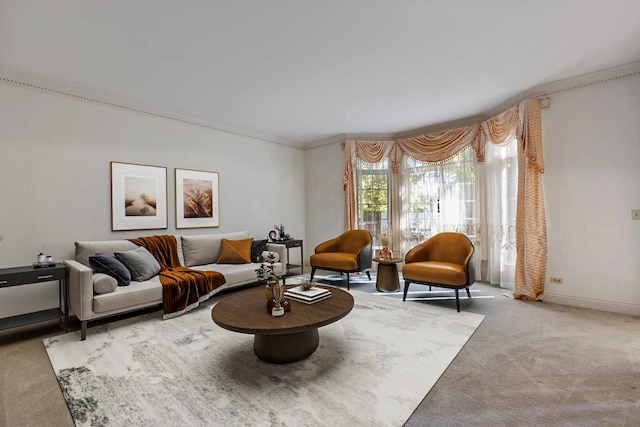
[284,286,331,304]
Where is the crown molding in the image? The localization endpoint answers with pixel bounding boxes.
[533,60,640,97]
[303,134,347,149]
[303,60,640,148]
[0,66,305,149]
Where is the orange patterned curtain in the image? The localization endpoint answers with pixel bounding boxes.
[514,99,547,300]
[343,100,547,298]
[396,126,481,163]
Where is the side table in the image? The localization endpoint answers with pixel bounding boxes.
[0,263,69,331]
[270,239,303,276]
[373,257,402,292]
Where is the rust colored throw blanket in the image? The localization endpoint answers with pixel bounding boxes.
[129,235,226,319]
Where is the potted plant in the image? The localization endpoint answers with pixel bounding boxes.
[255,252,287,314]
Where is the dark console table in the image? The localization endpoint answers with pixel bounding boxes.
[271,239,304,276]
[0,263,69,331]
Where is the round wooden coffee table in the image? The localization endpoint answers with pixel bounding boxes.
[211,285,354,364]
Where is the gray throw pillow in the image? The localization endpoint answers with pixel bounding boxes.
[93,273,118,295]
[114,246,161,281]
[89,253,131,286]
[251,240,268,262]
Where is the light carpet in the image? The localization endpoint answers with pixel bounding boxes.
[44,288,484,426]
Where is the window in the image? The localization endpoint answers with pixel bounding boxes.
[354,142,518,288]
[403,147,478,245]
[356,158,390,246]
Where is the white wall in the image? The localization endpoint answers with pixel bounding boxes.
[0,82,305,317]
[304,74,640,316]
[304,142,345,259]
[543,74,640,315]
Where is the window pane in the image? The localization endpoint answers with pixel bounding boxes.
[405,148,477,239]
[356,158,389,243]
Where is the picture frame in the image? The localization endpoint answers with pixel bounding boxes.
[111,162,168,231]
[175,168,220,229]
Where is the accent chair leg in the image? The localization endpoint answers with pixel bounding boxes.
[81,321,87,341]
[403,281,410,301]
[366,271,371,281]
[466,287,471,298]
[310,267,316,281]
[346,273,350,290]
[455,289,460,312]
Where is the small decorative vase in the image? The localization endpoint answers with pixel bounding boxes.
[265,281,275,302]
[380,247,392,260]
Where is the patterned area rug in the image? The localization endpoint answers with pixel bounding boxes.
[44,287,484,426]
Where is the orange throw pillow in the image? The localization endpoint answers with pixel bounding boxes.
[216,238,253,264]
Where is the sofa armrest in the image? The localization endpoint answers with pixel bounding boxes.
[64,259,94,322]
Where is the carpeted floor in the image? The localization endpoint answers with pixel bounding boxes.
[1,275,639,426]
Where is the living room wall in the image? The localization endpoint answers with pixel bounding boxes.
[542,73,640,315]
[304,73,640,316]
[0,81,305,318]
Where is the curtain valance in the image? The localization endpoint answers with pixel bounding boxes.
[344,100,541,175]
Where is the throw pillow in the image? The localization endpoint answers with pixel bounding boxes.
[92,273,118,295]
[217,238,253,264]
[89,253,132,286]
[251,240,268,262]
[114,246,162,281]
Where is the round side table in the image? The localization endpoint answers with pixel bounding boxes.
[373,257,402,292]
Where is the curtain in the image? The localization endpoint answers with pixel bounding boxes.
[344,140,395,230]
[483,141,518,289]
[344,99,547,298]
[514,99,547,300]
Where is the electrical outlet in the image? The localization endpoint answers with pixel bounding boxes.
[549,277,563,284]
[632,209,640,221]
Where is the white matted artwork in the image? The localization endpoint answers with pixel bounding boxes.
[111,162,168,231]
[175,168,219,228]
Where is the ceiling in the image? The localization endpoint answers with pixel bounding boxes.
[1,0,639,145]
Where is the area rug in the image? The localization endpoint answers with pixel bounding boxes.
[44,289,484,426]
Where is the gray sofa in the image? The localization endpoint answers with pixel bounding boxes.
[64,231,286,340]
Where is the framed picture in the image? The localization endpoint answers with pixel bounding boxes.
[175,168,220,228]
[111,162,168,231]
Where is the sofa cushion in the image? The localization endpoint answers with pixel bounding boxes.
[89,253,132,286]
[93,276,163,314]
[75,240,138,268]
[92,273,118,295]
[114,247,162,281]
[181,231,250,267]
[217,238,253,264]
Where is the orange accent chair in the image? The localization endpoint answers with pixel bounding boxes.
[310,230,372,290]
[402,232,476,312]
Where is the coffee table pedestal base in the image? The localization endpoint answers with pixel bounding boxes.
[254,328,319,364]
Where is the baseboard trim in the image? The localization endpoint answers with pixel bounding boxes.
[544,293,640,317]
